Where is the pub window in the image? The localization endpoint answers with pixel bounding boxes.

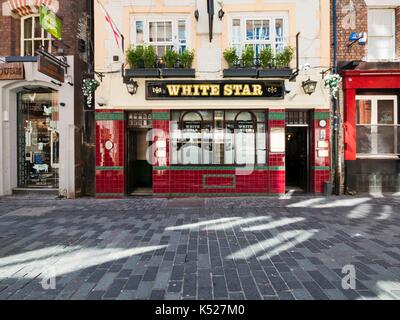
[356,95,399,155]
[171,110,267,165]
[229,14,288,58]
[132,16,189,57]
[21,15,52,56]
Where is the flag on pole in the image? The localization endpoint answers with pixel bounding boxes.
[96,0,123,50]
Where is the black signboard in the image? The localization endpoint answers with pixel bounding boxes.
[146,80,284,100]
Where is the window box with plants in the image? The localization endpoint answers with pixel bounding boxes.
[125,45,160,78]
[223,46,258,78]
[222,46,295,79]
[160,49,195,78]
[257,46,294,79]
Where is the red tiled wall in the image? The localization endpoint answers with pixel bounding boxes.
[95,110,125,198]
[268,109,285,195]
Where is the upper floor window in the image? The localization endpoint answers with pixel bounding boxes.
[368,9,396,61]
[131,17,189,57]
[21,15,52,56]
[229,14,288,57]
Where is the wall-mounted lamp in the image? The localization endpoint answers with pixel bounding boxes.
[302,77,317,95]
[217,1,225,20]
[218,9,225,20]
[126,78,139,95]
[194,9,199,21]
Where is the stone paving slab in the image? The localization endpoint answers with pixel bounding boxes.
[0,195,400,300]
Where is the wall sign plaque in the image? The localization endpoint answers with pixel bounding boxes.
[0,63,24,80]
[38,55,65,82]
[146,80,284,100]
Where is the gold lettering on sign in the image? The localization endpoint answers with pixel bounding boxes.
[0,63,24,80]
[166,85,181,96]
[252,85,263,96]
[224,85,233,96]
[181,85,193,96]
[210,85,220,96]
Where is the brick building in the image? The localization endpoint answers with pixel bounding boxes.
[333,0,400,194]
[0,0,94,198]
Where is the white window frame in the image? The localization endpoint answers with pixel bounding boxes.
[228,12,289,57]
[130,15,191,54]
[367,8,396,61]
[21,14,52,56]
[356,95,398,157]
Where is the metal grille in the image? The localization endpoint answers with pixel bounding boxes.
[286,111,309,125]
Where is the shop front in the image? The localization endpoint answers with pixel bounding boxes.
[0,57,79,198]
[343,68,400,194]
[95,80,331,198]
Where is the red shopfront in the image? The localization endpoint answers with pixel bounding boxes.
[95,81,331,198]
[343,69,400,193]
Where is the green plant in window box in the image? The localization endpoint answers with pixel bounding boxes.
[164,48,179,68]
[259,46,274,69]
[143,45,157,68]
[126,45,145,68]
[223,47,239,68]
[241,45,255,68]
[179,49,195,68]
[275,46,294,68]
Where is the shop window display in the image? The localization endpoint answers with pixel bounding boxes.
[17,89,59,188]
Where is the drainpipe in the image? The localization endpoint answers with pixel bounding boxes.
[332,0,340,195]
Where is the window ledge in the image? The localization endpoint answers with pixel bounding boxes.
[5,56,38,63]
[357,154,400,160]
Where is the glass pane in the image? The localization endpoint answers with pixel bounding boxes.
[24,41,32,56]
[263,20,270,40]
[18,90,59,188]
[182,112,202,121]
[24,17,32,39]
[165,22,173,42]
[34,40,42,54]
[275,19,284,41]
[257,124,267,164]
[356,126,372,154]
[246,20,254,40]
[377,100,394,124]
[149,22,156,42]
[378,126,395,153]
[236,111,253,121]
[178,20,186,41]
[157,22,166,42]
[232,19,241,44]
[356,100,372,124]
[254,20,262,40]
[34,16,41,38]
[136,21,144,44]
[275,19,284,52]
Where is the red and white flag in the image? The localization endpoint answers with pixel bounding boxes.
[97,0,122,50]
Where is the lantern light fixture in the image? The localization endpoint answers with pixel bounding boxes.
[126,78,139,95]
[302,77,318,96]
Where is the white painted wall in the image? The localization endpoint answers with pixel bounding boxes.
[95,0,331,110]
[0,56,76,198]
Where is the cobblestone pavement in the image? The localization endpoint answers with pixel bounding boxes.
[1,195,400,300]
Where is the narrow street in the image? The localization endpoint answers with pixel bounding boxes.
[0,195,400,300]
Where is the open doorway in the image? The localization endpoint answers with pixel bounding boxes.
[127,129,153,195]
[285,111,310,193]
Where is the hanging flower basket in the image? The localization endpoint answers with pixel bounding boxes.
[82,78,100,96]
[82,78,100,108]
[324,74,342,99]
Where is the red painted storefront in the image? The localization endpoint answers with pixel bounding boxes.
[95,108,331,198]
[343,69,400,161]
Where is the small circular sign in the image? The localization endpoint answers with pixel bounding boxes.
[105,140,114,151]
[319,120,327,128]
